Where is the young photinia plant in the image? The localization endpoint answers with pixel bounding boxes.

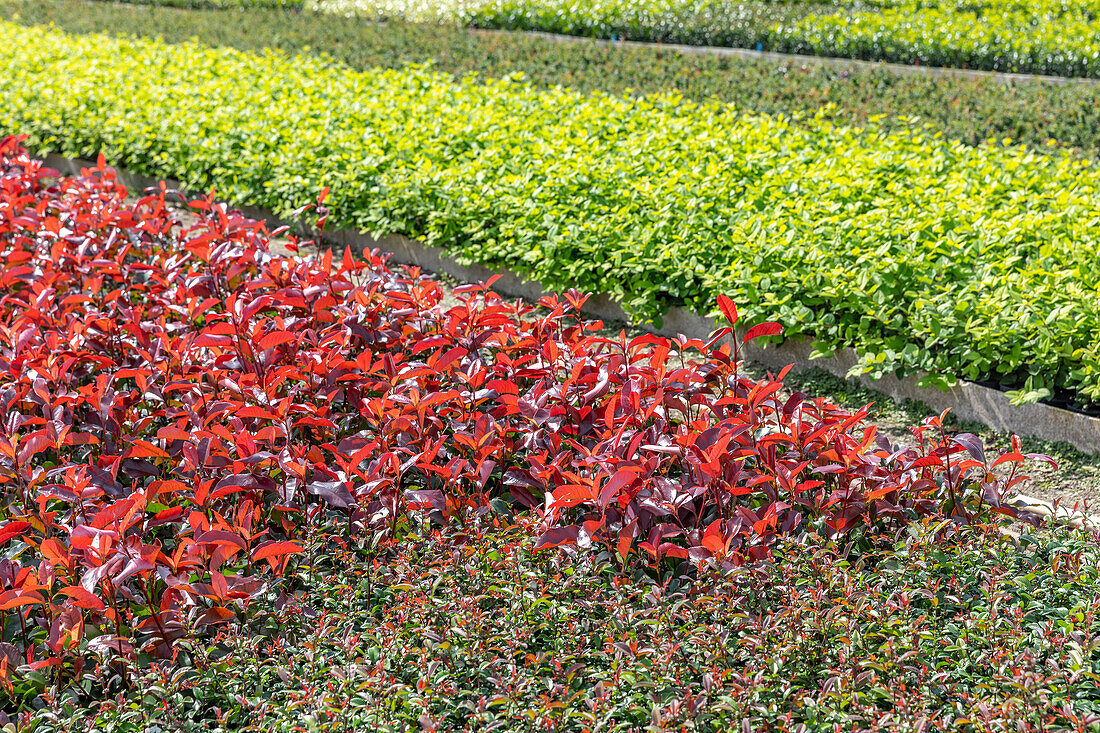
[0,135,1051,701]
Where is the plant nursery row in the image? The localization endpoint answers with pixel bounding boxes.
[20,0,1100,159]
[311,0,1100,77]
[8,21,1100,409]
[3,134,1084,728]
[88,0,1100,78]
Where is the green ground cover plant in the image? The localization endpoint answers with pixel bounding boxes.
[8,22,1100,408]
[29,523,1100,732]
[15,1,1100,158]
[313,0,1100,77]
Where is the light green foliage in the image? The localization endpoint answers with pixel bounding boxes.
[311,0,1100,77]
[4,22,1100,404]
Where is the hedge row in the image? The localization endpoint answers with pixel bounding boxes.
[784,4,1100,78]
[23,0,1100,159]
[313,0,1100,78]
[6,21,1100,406]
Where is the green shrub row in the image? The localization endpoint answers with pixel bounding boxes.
[784,4,1100,78]
[7,20,1100,406]
[311,0,1100,78]
[16,2,1100,161]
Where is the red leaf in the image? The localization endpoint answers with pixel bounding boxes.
[0,521,30,545]
[597,467,640,510]
[991,452,1026,468]
[547,484,596,511]
[0,590,44,611]
[305,480,356,509]
[128,439,169,459]
[616,532,633,558]
[17,433,53,465]
[195,530,248,552]
[70,526,117,555]
[534,525,581,551]
[951,433,986,464]
[39,539,69,567]
[742,322,782,343]
[57,586,106,612]
[257,331,297,351]
[251,541,303,563]
[194,607,236,626]
[716,295,738,326]
[156,426,192,442]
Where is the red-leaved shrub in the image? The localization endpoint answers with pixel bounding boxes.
[0,136,1050,691]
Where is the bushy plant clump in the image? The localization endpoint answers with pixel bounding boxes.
[312,0,1100,77]
[0,137,1057,723]
[15,0,1100,158]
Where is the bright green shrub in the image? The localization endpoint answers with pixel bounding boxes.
[5,21,1100,405]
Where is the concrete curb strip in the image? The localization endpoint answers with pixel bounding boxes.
[43,153,1100,456]
[1010,494,1100,530]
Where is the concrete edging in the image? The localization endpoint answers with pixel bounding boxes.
[43,153,1100,455]
[1010,494,1098,530]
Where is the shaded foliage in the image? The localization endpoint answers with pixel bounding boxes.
[319,0,1100,78]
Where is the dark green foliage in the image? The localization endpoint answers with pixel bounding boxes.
[27,522,1100,731]
[9,0,1100,158]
